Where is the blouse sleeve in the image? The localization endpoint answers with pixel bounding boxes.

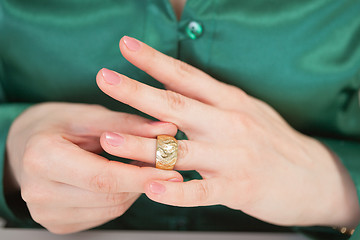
[0,59,35,227]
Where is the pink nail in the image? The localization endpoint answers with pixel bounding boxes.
[101,68,122,85]
[168,178,182,182]
[149,182,166,194]
[105,132,124,147]
[123,36,141,52]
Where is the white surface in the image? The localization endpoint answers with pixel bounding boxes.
[0,229,310,240]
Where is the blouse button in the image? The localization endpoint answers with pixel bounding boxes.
[185,21,203,40]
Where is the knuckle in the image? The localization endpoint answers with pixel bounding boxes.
[164,90,186,112]
[127,77,140,95]
[27,132,57,150]
[89,161,117,193]
[143,50,158,74]
[22,147,41,174]
[23,132,60,173]
[20,185,33,203]
[228,85,247,100]
[108,205,126,217]
[174,184,185,200]
[30,213,43,225]
[177,141,189,165]
[90,174,113,193]
[194,181,210,203]
[21,184,49,204]
[228,112,256,131]
[20,188,30,202]
[173,58,193,78]
[106,192,128,205]
[121,136,140,156]
[119,112,134,126]
[28,206,49,225]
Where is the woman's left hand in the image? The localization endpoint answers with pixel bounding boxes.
[96,36,360,228]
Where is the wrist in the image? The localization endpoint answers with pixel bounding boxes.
[331,166,360,229]
[311,139,360,228]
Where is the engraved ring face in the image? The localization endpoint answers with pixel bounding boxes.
[156,135,178,170]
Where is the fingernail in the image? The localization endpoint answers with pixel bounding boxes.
[123,36,141,52]
[105,132,124,147]
[101,68,122,85]
[149,182,166,194]
[168,178,182,182]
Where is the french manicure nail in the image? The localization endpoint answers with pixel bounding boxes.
[149,182,166,194]
[123,36,141,52]
[101,68,122,85]
[105,132,124,147]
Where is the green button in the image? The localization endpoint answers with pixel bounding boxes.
[185,21,203,40]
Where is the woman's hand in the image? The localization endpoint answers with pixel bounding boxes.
[96,36,360,228]
[6,102,182,234]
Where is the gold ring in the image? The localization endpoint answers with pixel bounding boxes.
[156,135,178,170]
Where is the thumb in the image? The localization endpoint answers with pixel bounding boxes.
[145,179,219,207]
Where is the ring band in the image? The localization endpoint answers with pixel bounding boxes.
[156,135,178,170]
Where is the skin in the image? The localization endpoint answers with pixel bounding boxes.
[96,36,360,229]
[6,102,183,234]
[5,36,359,234]
[169,0,187,20]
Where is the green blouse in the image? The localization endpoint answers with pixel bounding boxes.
[1,0,359,239]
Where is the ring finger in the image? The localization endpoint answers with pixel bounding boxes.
[100,131,220,172]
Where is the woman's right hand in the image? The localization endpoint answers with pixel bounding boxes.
[5,102,183,234]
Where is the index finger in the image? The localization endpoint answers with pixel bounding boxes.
[46,139,183,193]
[96,68,221,135]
